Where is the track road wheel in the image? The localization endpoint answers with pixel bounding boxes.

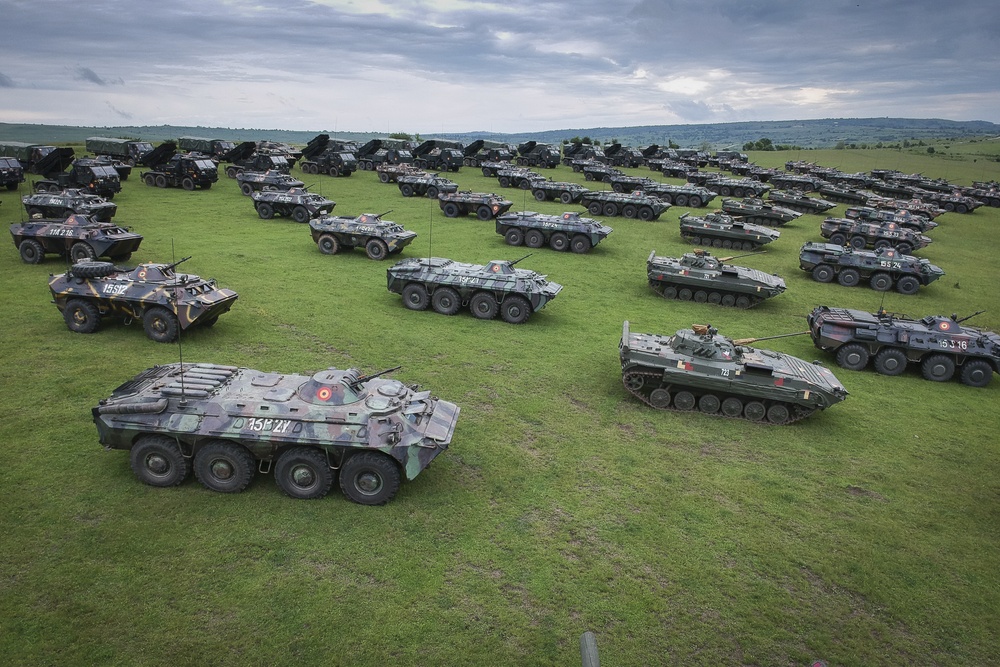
[70,242,97,263]
[365,238,389,261]
[402,283,429,311]
[721,397,743,418]
[193,441,255,493]
[339,452,400,505]
[698,394,720,414]
[18,239,44,264]
[130,435,190,487]
[959,359,993,387]
[673,391,696,411]
[431,287,461,315]
[274,447,334,500]
[500,295,531,324]
[649,388,670,409]
[469,292,498,320]
[921,354,955,382]
[63,299,101,334]
[317,234,339,255]
[873,348,907,376]
[142,306,179,343]
[835,343,869,371]
[735,295,751,309]
[766,404,790,425]
[743,401,766,422]
[256,202,274,219]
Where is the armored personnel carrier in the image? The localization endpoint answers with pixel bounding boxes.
[819,217,931,254]
[639,182,715,208]
[310,212,417,260]
[807,306,999,386]
[438,192,514,220]
[91,362,460,504]
[236,170,305,195]
[581,162,623,183]
[798,242,944,294]
[679,212,780,251]
[0,156,24,190]
[11,214,142,264]
[530,180,589,204]
[917,190,981,214]
[720,198,801,226]
[252,189,335,222]
[843,206,938,232]
[376,163,421,183]
[653,160,695,178]
[22,189,118,222]
[579,191,670,220]
[765,190,836,215]
[647,249,786,308]
[495,166,543,189]
[396,172,457,198]
[386,255,562,324]
[619,321,848,424]
[495,211,613,253]
[607,174,656,193]
[49,257,238,342]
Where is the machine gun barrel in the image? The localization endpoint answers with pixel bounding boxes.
[509,253,533,266]
[351,365,402,389]
[163,255,192,272]
[955,310,986,324]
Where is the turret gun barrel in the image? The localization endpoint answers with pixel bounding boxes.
[732,331,810,346]
[954,310,986,324]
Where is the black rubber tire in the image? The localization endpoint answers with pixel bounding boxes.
[500,295,531,324]
[318,234,339,255]
[498,177,511,188]
[71,261,116,278]
[550,232,569,251]
[63,298,101,334]
[603,203,618,216]
[426,186,439,199]
[895,276,920,295]
[19,239,44,264]
[274,447,334,500]
[226,166,238,178]
[829,232,847,246]
[504,228,524,246]
[620,204,636,218]
[339,452,400,505]
[155,175,167,188]
[400,184,414,197]
[849,236,867,250]
[689,196,702,208]
[674,194,689,207]
[241,183,256,196]
[257,202,274,219]
[130,435,190,487]
[812,264,835,283]
[838,268,861,287]
[873,240,892,250]
[143,306,179,343]
[560,191,574,204]
[588,202,603,215]
[469,292,498,320]
[638,207,654,221]
[571,235,591,254]
[379,171,390,183]
[873,348,907,376]
[443,202,460,218]
[402,283,429,310]
[896,242,912,255]
[70,242,97,263]
[365,238,389,261]
[329,167,340,177]
[431,287,461,315]
[193,441,255,494]
[144,174,156,187]
[291,206,310,224]
[476,205,493,220]
[959,359,993,388]
[182,177,195,191]
[836,343,870,371]
[921,354,955,382]
[525,230,545,248]
[869,272,893,292]
[533,189,546,202]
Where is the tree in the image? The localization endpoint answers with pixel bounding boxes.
[389,132,412,141]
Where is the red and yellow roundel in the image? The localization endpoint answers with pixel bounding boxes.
[938,321,951,331]
[138,269,147,280]
[317,386,333,401]
[491,264,500,273]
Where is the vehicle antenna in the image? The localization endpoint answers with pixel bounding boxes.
[171,239,186,405]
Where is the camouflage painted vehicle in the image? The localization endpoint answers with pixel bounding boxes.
[397,172,458,198]
[646,249,786,308]
[252,189,335,222]
[310,212,417,260]
[843,206,938,232]
[11,214,142,264]
[530,180,589,204]
[579,191,670,220]
[236,170,305,195]
[767,173,825,191]
[495,166,543,189]
[819,217,932,254]
[438,192,514,220]
[49,257,238,342]
[607,174,655,193]
[765,190,836,215]
[581,162,623,183]
[679,212,780,251]
[702,176,771,198]
[639,182,715,208]
[0,156,25,190]
[22,189,118,222]
[91,362,460,504]
[376,163,421,183]
[807,306,999,386]
[919,190,981,214]
[961,182,1000,208]
[867,196,943,220]
[653,159,695,178]
[817,184,872,206]
[720,198,802,226]
[386,255,563,324]
[798,242,944,294]
[620,321,848,424]
[495,211,613,253]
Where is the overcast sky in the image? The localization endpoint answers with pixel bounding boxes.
[1,0,997,134]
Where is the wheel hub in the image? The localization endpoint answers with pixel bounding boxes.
[146,454,169,475]
[210,459,234,480]
[356,472,382,494]
[291,465,315,487]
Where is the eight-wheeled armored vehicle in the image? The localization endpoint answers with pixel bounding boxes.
[11,214,142,263]
[819,217,932,254]
[496,211,613,253]
[679,212,781,251]
[579,191,670,220]
[843,206,938,232]
[22,189,118,222]
[639,182,716,208]
[620,321,848,423]
[310,212,417,260]
[798,242,944,294]
[252,189,335,222]
[494,166,543,190]
[646,249,786,308]
[700,176,771,198]
[438,192,514,220]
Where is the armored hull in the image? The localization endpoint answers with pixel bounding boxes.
[530,181,589,204]
[799,242,943,294]
[22,189,118,222]
[496,211,612,253]
[703,177,771,198]
[679,212,780,251]
[766,190,836,215]
[820,218,931,254]
[647,249,785,308]
[397,173,458,198]
[720,198,801,226]
[620,322,848,424]
[844,206,938,232]
[640,183,715,208]
[579,191,670,220]
[310,213,417,260]
[92,363,460,504]
[11,214,142,264]
[236,170,305,195]
[252,189,335,222]
[438,192,513,220]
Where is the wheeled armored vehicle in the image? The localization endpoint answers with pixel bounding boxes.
[252,189,335,222]
[386,255,562,324]
[679,212,780,251]
[579,191,670,220]
[376,163,421,183]
[438,192,513,220]
[807,306,999,387]
[646,249,786,308]
[720,198,801,226]
[236,170,305,195]
[11,214,142,264]
[843,206,938,232]
[397,172,457,198]
[49,257,238,342]
[496,211,613,253]
[310,212,417,260]
[607,174,656,193]
[819,217,931,254]
[91,362,459,504]
[581,162,623,182]
[619,321,848,424]
[798,242,944,294]
[495,166,543,189]
[765,190,836,215]
[22,189,118,222]
[767,173,825,191]
[651,159,695,178]
[530,180,589,204]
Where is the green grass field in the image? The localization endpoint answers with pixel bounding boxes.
[1,140,999,666]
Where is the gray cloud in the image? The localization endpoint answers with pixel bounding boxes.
[0,72,13,87]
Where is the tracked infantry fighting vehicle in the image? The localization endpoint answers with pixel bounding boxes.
[496,211,613,253]
[679,212,780,251]
[807,306,999,386]
[252,189,335,222]
[438,192,514,220]
[49,257,238,342]
[11,214,142,264]
[820,217,931,254]
[22,189,118,222]
[92,362,460,504]
[721,198,801,226]
[310,212,417,260]
[702,176,770,198]
[647,249,785,308]
[799,242,944,294]
[386,255,563,324]
[766,190,836,215]
[620,322,848,424]
[236,170,305,195]
[579,191,670,220]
